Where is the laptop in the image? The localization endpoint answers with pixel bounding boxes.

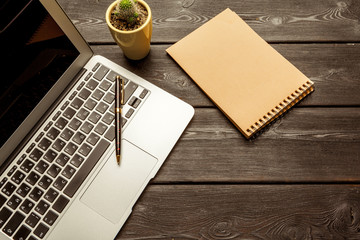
[0,0,194,239]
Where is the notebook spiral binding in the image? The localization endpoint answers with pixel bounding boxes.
[246,80,314,135]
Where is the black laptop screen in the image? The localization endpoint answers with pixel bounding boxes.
[0,0,79,149]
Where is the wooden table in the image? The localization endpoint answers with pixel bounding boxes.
[59,0,360,238]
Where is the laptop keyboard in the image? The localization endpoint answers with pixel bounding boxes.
[0,62,149,239]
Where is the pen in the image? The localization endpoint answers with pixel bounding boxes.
[115,76,124,165]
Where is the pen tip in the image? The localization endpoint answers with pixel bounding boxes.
[116,155,121,165]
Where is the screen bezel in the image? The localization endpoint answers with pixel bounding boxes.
[0,0,93,163]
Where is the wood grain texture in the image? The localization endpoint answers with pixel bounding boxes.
[57,0,360,43]
[116,185,360,239]
[91,44,360,106]
[152,107,360,182]
[56,1,360,238]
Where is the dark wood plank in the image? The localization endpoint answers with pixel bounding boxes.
[153,107,360,182]
[92,44,360,106]
[58,0,360,43]
[116,184,360,239]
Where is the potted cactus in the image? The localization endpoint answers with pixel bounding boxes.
[106,0,152,60]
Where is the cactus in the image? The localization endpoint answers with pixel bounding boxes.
[114,0,139,24]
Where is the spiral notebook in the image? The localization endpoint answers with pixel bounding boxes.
[166,8,314,139]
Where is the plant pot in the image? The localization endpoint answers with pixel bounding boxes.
[106,0,152,60]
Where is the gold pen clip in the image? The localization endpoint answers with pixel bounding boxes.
[120,78,125,105]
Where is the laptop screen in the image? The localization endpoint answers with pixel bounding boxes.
[0,0,80,149]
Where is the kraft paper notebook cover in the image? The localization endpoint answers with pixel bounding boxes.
[166,8,314,139]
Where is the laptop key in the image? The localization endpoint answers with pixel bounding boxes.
[52,111,61,121]
[35,200,50,215]
[139,89,149,99]
[64,142,78,156]
[124,81,138,104]
[72,132,86,145]
[63,107,76,120]
[2,182,16,196]
[70,154,84,168]
[26,172,40,186]
[55,153,70,167]
[38,138,51,151]
[76,81,85,91]
[60,101,69,111]
[99,80,112,91]
[44,188,59,203]
[93,65,109,81]
[52,195,70,215]
[44,121,53,131]
[7,195,22,210]
[94,122,107,135]
[103,92,114,104]
[5,168,13,176]
[53,177,68,191]
[92,63,100,72]
[55,117,68,130]
[78,88,91,100]
[105,70,118,82]
[35,160,49,174]
[69,91,77,100]
[132,98,141,109]
[29,187,43,202]
[16,183,31,198]
[46,127,60,140]
[85,72,93,81]
[125,108,135,118]
[86,133,100,146]
[88,112,101,124]
[60,128,74,141]
[35,132,44,142]
[43,149,57,163]
[3,211,25,237]
[29,149,43,162]
[95,102,109,114]
[16,154,27,165]
[25,212,40,228]
[70,97,84,110]
[34,223,49,239]
[78,143,92,157]
[62,165,76,179]
[38,175,52,190]
[128,96,137,106]
[19,199,34,214]
[11,170,26,184]
[0,177,7,188]
[47,165,62,178]
[0,195,6,208]
[7,166,17,177]
[76,108,90,120]
[68,118,82,131]
[86,79,98,90]
[104,126,115,141]
[44,210,58,226]
[52,139,66,152]
[84,98,97,110]
[13,225,31,240]
[80,122,94,134]
[102,112,114,125]
[64,139,110,197]
[26,143,35,153]
[92,89,105,100]
[121,117,127,127]
[0,207,12,228]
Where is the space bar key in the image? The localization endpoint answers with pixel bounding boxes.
[64,139,110,198]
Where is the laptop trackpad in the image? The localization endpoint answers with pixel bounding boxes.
[80,140,157,224]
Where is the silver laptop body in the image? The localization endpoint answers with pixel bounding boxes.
[0,0,194,239]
